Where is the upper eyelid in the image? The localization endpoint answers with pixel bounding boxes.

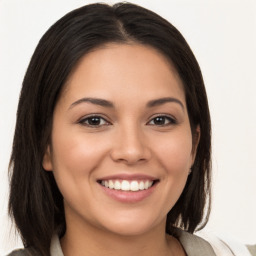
[146,115,177,126]
[77,113,177,124]
[78,114,111,124]
[78,113,108,120]
[147,114,176,121]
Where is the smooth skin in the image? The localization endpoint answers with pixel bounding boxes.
[43,43,199,256]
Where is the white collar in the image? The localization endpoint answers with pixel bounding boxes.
[50,234,64,256]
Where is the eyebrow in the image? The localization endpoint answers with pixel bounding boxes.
[69,97,114,109]
[146,97,184,110]
[69,97,184,110]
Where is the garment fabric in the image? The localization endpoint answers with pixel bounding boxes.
[6,229,255,256]
[196,231,253,256]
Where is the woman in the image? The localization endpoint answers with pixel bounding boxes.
[7,2,254,256]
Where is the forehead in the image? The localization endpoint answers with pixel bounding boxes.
[60,43,185,105]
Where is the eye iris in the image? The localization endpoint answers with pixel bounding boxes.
[88,117,101,125]
[154,117,166,125]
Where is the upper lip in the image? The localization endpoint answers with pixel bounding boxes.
[97,173,158,181]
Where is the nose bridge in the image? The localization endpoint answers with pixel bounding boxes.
[110,120,150,164]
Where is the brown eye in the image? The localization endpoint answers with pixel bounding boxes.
[148,116,176,126]
[87,117,101,125]
[79,116,109,127]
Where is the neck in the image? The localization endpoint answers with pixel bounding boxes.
[61,213,181,256]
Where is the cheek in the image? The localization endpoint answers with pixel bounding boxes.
[49,129,111,209]
[152,131,193,174]
[155,132,193,207]
[50,127,110,178]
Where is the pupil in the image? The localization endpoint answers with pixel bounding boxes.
[155,117,165,125]
[89,117,100,125]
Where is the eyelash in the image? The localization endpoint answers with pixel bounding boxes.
[147,115,177,126]
[78,114,177,128]
[78,115,110,127]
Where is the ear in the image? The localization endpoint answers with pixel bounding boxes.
[191,125,201,164]
[42,145,53,171]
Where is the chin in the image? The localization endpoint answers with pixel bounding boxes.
[103,224,154,237]
[97,212,165,237]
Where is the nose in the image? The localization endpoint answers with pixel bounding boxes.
[110,124,151,165]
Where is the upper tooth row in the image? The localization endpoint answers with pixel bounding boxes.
[101,180,153,191]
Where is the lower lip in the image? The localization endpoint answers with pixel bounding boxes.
[99,183,157,203]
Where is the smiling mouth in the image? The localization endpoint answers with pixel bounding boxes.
[98,179,159,192]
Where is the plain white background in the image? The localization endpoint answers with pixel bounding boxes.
[0,0,255,254]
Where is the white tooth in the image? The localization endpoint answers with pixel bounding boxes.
[130,181,139,191]
[139,181,145,190]
[114,180,121,190]
[121,180,130,191]
[102,180,153,191]
[109,180,114,189]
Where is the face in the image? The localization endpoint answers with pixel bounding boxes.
[43,43,199,237]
